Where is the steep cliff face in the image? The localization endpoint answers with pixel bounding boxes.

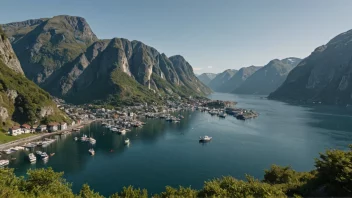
[2,15,98,84]
[0,29,68,128]
[0,27,23,74]
[40,38,210,104]
[234,58,301,95]
[3,15,211,105]
[269,29,352,105]
[208,69,237,92]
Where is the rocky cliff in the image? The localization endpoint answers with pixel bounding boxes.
[0,28,68,129]
[3,16,211,105]
[234,58,301,95]
[269,29,352,105]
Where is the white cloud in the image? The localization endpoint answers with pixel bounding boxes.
[207,66,213,68]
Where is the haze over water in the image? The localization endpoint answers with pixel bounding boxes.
[9,93,352,196]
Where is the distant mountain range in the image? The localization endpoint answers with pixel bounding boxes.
[197,73,217,85]
[234,58,301,94]
[0,26,67,128]
[269,29,352,105]
[199,57,301,95]
[2,15,211,105]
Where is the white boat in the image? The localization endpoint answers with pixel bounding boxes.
[118,129,126,134]
[35,151,43,155]
[40,152,49,160]
[124,138,130,145]
[219,112,227,118]
[111,127,118,132]
[24,143,36,148]
[89,138,96,144]
[4,149,13,154]
[0,160,9,167]
[74,137,78,141]
[81,135,88,141]
[88,148,95,155]
[165,117,173,122]
[199,136,212,142]
[28,153,36,163]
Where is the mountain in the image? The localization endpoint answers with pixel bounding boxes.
[2,15,98,84]
[208,69,237,91]
[197,73,217,85]
[0,27,68,129]
[234,58,301,95]
[2,16,211,105]
[269,29,352,105]
[207,66,261,93]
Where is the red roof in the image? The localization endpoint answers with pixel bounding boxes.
[10,126,20,130]
[21,124,31,129]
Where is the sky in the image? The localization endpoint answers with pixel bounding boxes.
[1,0,352,74]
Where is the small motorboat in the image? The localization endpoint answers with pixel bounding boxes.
[199,136,212,142]
[0,160,10,167]
[74,137,78,141]
[89,138,96,144]
[88,148,95,156]
[124,138,130,145]
[40,152,49,161]
[80,135,88,142]
[50,153,55,157]
[35,151,43,155]
[28,153,36,163]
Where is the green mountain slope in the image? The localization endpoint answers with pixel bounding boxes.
[234,58,301,95]
[269,29,352,105]
[0,28,68,129]
[2,15,98,84]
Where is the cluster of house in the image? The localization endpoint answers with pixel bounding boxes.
[8,121,80,136]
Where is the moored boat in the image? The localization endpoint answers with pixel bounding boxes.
[28,153,36,163]
[199,136,212,142]
[40,152,49,161]
[124,138,130,145]
[0,160,10,167]
[88,148,95,155]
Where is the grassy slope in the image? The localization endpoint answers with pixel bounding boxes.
[0,59,69,130]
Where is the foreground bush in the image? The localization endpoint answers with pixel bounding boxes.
[0,145,350,197]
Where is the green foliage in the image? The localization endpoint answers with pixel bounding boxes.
[0,146,350,197]
[110,186,148,198]
[0,59,67,128]
[314,144,352,196]
[79,184,104,198]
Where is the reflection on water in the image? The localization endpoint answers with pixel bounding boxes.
[7,92,352,196]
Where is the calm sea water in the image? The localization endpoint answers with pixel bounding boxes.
[8,93,352,196]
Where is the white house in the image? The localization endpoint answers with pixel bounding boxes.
[60,122,67,130]
[9,126,23,136]
[37,125,47,132]
[48,122,59,132]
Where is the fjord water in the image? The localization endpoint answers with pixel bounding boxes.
[9,93,352,196]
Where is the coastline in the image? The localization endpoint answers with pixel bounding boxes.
[0,120,95,151]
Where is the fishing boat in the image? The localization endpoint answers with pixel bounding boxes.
[124,138,130,145]
[199,136,212,142]
[88,148,95,156]
[40,152,49,161]
[89,138,96,144]
[28,153,36,163]
[0,160,9,167]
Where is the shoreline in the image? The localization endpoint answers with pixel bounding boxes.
[0,120,95,151]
